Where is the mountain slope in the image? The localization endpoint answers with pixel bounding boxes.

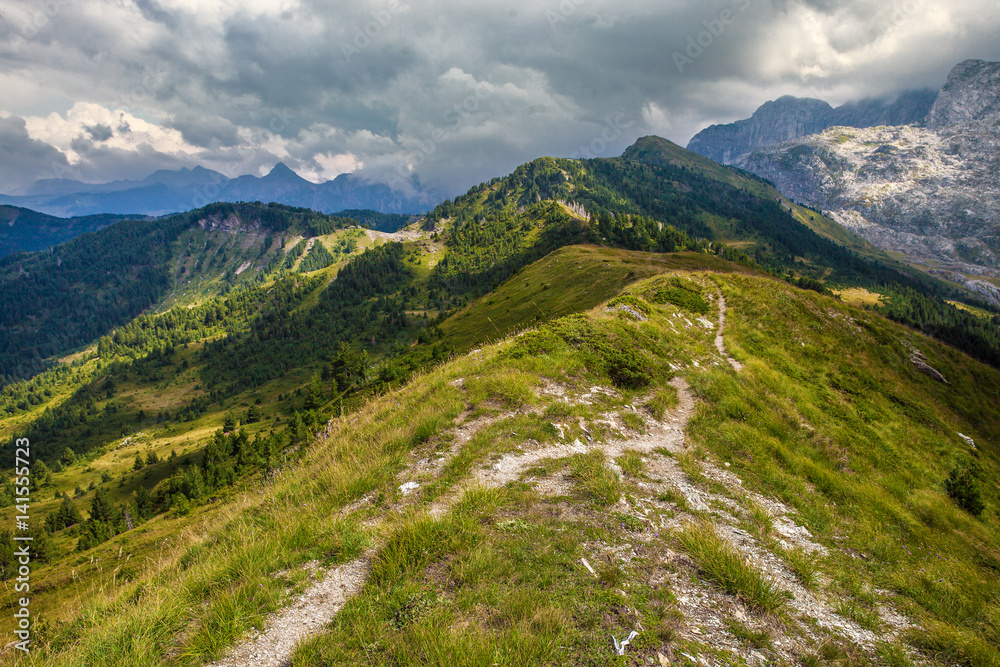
[735,124,1000,287]
[0,205,132,257]
[621,136,919,262]
[8,251,999,666]
[0,202,369,382]
[732,60,1000,302]
[6,135,995,395]
[425,139,954,301]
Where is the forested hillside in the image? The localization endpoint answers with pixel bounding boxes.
[422,143,1000,366]
[0,205,132,257]
[0,203,380,383]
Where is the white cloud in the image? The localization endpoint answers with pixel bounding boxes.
[23,103,198,164]
[310,152,363,181]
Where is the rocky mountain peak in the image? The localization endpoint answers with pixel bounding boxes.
[686,96,833,165]
[926,59,1000,128]
[687,91,934,165]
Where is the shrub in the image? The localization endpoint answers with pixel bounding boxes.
[646,278,710,314]
[944,462,985,517]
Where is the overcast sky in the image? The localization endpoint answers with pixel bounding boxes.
[0,0,998,196]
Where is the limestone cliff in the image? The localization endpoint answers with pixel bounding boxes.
[687,90,935,165]
[690,60,1000,304]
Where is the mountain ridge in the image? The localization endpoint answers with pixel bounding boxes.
[686,89,937,165]
[0,205,134,257]
[0,164,442,218]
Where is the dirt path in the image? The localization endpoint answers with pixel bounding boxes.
[209,557,370,667]
[715,292,743,371]
[207,290,808,667]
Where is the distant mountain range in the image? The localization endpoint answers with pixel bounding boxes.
[0,163,443,218]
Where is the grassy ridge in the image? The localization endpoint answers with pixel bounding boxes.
[7,250,999,666]
[695,273,1000,664]
[439,245,757,353]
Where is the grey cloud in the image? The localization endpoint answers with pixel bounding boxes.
[168,113,241,148]
[85,123,113,142]
[133,0,177,30]
[0,115,71,193]
[1,0,999,196]
[70,136,93,155]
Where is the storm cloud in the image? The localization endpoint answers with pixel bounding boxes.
[0,0,998,196]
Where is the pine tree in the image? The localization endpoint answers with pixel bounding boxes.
[134,486,153,521]
[304,374,324,411]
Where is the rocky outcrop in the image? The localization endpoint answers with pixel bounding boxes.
[687,96,833,165]
[734,123,1000,299]
[687,90,935,165]
[721,60,1000,300]
[926,60,1000,128]
[910,349,949,385]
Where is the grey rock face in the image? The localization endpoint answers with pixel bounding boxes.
[926,60,1000,129]
[687,96,833,165]
[687,91,935,165]
[718,59,1000,305]
[834,89,939,128]
[735,122,1000,303]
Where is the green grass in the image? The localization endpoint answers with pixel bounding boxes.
[291,486,682,666]
[778,545,818,589]
[675,520,788,613]
[688,273,1000,665]
[439,245,750,353]
[645,384,679,420]
[569,450,622,506]
[724,618,772,649]
[616,450,645,476]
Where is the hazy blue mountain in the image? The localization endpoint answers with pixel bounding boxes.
[0,164,442,217]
